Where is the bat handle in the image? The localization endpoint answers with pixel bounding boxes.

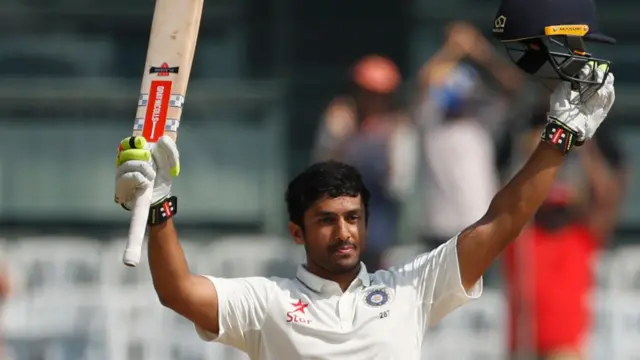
[123,185,154,267]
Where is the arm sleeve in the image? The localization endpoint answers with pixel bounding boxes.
[194,276,272,353]
[448,125,499,224]
[395,236,482,328]
[387,120,420,200]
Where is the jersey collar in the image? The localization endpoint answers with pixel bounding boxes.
[296,262,371,294]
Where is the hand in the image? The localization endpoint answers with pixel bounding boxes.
[548,62,615,142]
[324,99,357,139]
[114,135,180,210]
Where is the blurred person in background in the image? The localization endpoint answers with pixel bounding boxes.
[313,54,419,270]
[415,21,524,250]
[0,259,10,359]
[504,115,627,360]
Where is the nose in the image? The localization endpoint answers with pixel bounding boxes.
[336,219,352,241]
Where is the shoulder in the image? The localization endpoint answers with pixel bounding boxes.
[369,260,429,289]
[242,276,313,299]
[269,276,303,292]
[205,275,288,298]
[374,238,460,283]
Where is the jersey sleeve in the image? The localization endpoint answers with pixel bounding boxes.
[395,235,482,327]
[194,276,272,352]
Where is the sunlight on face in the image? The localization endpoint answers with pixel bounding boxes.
[292,195,367,274]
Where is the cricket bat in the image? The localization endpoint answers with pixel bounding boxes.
[122,0,204,267]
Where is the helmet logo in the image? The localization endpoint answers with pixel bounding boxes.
[544,25,589,37]
[493,15,507,33]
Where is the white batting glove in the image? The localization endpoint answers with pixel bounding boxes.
[548,62,615,143]
[114,135,180,210]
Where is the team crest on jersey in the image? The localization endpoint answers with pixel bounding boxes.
[363,287,393,308]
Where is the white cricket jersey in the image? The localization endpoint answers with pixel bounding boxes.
[195,235,482,360]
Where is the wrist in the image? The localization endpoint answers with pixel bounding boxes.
[536,141,569,158]
[147,195,178,226]
[540,120,579,155]
[148,218,171,232]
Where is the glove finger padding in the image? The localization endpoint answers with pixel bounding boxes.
[152,136,180,178]
[546,62,615,150]
[114,160,156,206]
[581,63,615,107]
[116,160,156,184]
[114,135,179,210]
[114,136,156,208]
[584,65,615,139]
[596,69,615,114]
[548,81,582,138]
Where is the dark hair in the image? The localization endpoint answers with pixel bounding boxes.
[285,160,370,227]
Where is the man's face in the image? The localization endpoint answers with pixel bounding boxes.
[289,195,366,274]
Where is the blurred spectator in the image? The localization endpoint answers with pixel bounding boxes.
[313,54,419,271]
[0,260,10,360]
[415,22,524,250]
[503,116,628,360]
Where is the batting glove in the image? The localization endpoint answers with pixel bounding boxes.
[114,135,180,210]
[547,62,616,143]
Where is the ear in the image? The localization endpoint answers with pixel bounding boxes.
[288,221,305,245]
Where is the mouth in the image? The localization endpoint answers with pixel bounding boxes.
[333,244,356,256]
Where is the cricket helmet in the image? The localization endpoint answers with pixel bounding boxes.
[492,0,615,103]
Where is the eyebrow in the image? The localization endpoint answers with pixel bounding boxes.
[313,208,362,217]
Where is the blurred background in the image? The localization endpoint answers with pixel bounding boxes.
[1,0,640,359]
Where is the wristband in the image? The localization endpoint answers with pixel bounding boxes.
[541,120,580,155]
[147,196,178,226]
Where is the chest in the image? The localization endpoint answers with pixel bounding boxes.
[260,286,423,359]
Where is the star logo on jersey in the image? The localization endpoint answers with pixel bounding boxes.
[291,299,308,314]
[286,299,312,324]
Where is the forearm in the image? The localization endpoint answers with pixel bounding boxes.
[148,219,192,304]
[484,142,564,243]
[458,142,564,288]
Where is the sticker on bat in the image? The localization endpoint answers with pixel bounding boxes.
[138,94,184,108]
[142,80,172,142]
[149,63,179,76]
[133,118,144,131]
[138,94,148,107]
[136,118,179,132]
[165,119,180,132]
[169,94,185,108]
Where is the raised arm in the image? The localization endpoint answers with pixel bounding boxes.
[418,21,522,94]
[148,219,221,334]
[114,136,221,333]
[148,217,272,350]
[115,136,271,350]
[456,64,616,289]
[312,97,358,162]
[457,142,563,289]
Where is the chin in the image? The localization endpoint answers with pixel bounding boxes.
[329,256,360,273]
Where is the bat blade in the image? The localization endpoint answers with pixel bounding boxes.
[122,0,203,267]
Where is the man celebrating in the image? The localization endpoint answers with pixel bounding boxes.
[113,3,614,360]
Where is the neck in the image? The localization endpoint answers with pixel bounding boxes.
[305,260,361,292]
